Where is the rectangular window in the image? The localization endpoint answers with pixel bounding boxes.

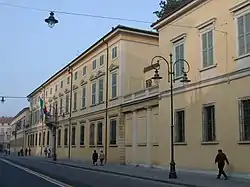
[112,47,117,59]
[202,104,216,142]
[82,66,86,76]
[60,98,63,114]
[111,72,117,98]
[174,42,184,78]
[46,131,50,146]
[42,132,45,146]
[55,85,58,92]
[237,13,250,56]
[57,129,61,146]
[202,30,214,68]
[73,92,77,111]
[46,91,48,97]
[50,88,53,94]
[64,128,68,146]
[91,82,96,105]
[97,122,103,145]
[74,71,78,80]
[39,132,41,145]
[82,86,86,108]
[98,78,104,103]
[65,95,69,113]
[239,98,250,141]
[175,110,185,143]
[61,81,63,88]
[92,60,97,70]
[80,125,85,145]
[67,77,70,84]
[100,55,104,66]
[146,79,152,88]
[35,133,38,146]
[110,119,117,145]
[72,126,76,146]
[89,124,95,145]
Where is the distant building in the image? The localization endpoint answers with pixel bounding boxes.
[10,107,30,153]
[0,116,12,151]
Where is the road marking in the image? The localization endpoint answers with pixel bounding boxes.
[0,158,72,187]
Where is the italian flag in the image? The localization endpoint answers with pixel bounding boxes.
[39,97,47,121]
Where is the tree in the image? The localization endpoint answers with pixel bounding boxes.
[153,0,186,19]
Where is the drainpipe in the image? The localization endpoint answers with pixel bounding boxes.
[68,66,73,159]
[103,39,109,164]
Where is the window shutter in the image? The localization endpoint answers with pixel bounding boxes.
[174,111,178,142]
[202,107,205,142]
[238,100,244,141]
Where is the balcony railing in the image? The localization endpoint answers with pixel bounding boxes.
[123,85,159,103]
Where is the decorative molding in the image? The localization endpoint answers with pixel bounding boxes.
[109,63,119,72]
[89,74,95,81]
[96,70,105,79]
[58,92,64,97]
[64,88,70,94]
[195,17,217,30]
[48,98,53,102]
[229,0,250,13]
[170,33,187,43]
[53,95,58,100]
[80,79,87,86]
[73,85,78,90]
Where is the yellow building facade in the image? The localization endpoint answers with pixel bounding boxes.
[26,25,159,163]
[10,107,30,153]
[137,0,250,174]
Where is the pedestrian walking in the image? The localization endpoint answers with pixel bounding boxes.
[28,147,31,156]
[44,147,48,157]
[25,148,28,156]
[48,148,51,158]
[215,149,229,180]
[92,150,98,166]
[99,150,105,166]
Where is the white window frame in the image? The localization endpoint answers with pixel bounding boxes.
[98,78,104,103]
[200,28,215,68]
[82,66,87,77]
[174,109,185,143]
[74,71,78,80]
[235,9,250,57]
[112,46,118,60]
[91,82,97,105]
[92,60,97,70]
[111,71,118,99]
[202,103,216,142]
[173,39,185,78]
[82,86,86,108]
[100,55,104,67]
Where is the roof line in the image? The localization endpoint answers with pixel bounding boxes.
[27,25,158,98]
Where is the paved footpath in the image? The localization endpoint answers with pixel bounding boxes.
[3,155,250,187]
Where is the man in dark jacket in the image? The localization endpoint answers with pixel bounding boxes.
[215,149,229,180]
[92,150,98,166]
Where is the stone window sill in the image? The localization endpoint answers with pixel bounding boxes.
[110,97,118,101]
[80,107,86,110]
[174,142,187,146]
[80,145,85,148]
[109,144,118,147]
[201,141,219,145]
[238,141,250,145]
[234,53,250,61]
[199,64,217,72]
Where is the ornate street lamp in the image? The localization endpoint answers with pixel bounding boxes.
[1,97,5,103]
[45,12,58,28]
[150,54,190,179]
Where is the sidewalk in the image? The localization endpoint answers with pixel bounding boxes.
[13,155,250,187]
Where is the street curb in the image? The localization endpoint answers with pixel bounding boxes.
[46,160,206,187]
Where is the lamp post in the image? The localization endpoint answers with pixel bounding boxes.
[150,54,191,179]
[45,12,58,28]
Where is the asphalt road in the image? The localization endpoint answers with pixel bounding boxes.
[0,156,184,187]
[0,159,67,187]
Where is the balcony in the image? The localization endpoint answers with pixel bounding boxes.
[123,85,159,104]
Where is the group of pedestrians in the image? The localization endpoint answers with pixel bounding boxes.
[19,147,31,156]
[44,146,52,158]
[92,150,105,166]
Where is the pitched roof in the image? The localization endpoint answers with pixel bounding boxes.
[0,116,13,124]
[27,25,158,98]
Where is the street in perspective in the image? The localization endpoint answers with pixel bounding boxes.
[1,0,250,187]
